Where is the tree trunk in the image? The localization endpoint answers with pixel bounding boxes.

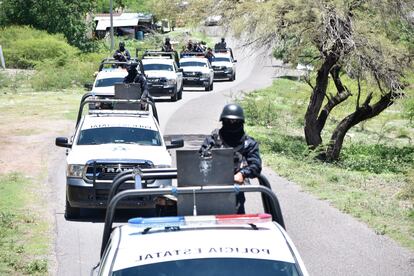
[326,92,396,161]
[304,53,338,149]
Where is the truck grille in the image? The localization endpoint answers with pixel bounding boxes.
[84,160,153,182]
[213,66,226,71]
[183,71,202,77]
[147,77,167,84]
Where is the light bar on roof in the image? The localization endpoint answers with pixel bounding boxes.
[128,214,272,228]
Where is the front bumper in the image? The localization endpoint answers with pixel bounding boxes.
[66,177,171,209]
[148,84,177,97]
[213,70,233,79]
[183,77,210,87]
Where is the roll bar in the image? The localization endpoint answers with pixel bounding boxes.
[75,95,159,127]
[100,169,285,257]
[142,50,175,59]
[98,59,144,74]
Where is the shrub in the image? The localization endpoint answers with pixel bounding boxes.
[30,59,96,91]
[0,26,78,69]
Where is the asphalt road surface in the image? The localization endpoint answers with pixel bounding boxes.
[51,35,413,275]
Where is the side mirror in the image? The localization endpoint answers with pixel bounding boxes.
[166,138,184,149]
[233,60,237,63]
[84,83,93,91]
[177,68,184,73]
[56,137,72,148]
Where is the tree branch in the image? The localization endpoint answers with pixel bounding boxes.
[356,74,361,110]
[316,66,352,130]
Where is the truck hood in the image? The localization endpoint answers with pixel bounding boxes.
[91,86,115,96]
[68,144,171,166]
[211,61,233,68]
[182,67,210,73]
[146,71,177,79]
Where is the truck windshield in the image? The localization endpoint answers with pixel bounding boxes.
[180,61,208,67]
[95,78,125,87]
[143,64,174,71]
[212,57,230,62]
[77,127,161,146]
[112,258,300,276]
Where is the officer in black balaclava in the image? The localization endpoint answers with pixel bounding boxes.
[199,103,262,214]
[123,63,150,103]
[113,42,131,62]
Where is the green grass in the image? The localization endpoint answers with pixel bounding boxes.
[0,88,85,124]
[0,173,48,275]
[241,78,414,249]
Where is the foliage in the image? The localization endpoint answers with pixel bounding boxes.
[217,0,414,160]
[95,0,154,13]
[0,26,78,69]
[241,78,414,248]
[0,0,95,50]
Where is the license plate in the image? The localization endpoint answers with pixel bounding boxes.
[185,77,198,81]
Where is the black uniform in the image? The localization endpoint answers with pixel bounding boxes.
[113,49,131,62]
[200,126,262,213]
[123,65,149,100]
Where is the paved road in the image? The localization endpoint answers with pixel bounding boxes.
[51,34,413,275]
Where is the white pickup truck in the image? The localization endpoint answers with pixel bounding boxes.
[179,56,214,91]
[55,108,183,219]
[211,52,237,81]
[142,57,183,101]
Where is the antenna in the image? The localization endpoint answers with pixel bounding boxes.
[192,188,197,216]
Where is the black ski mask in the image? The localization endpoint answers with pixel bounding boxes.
[220,119,245,147]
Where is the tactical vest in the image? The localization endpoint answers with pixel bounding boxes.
[211,129,246,172]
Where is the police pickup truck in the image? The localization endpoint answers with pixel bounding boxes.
[179,53,214,91]
[211,50,237,81]
[141,51,183,102]
[92,168,309,276]
[88,59,144,97]
[55,97,183,219]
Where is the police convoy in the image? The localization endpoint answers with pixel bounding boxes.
[55,40,309,275]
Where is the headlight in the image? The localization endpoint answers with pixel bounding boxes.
[165,79,176,86]
[67,164,85,178]
[202,73,210,78]
[224,67,233,72]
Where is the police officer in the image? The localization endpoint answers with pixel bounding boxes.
[113,42,131,62]
[162,37,173,52]
[205,47,215,64]
[199,103,262,214]
[123,63,151,105]
[215,37,227,50]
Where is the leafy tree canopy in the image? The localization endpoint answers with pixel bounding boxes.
[216,0,413,160]
[0,0,95,51]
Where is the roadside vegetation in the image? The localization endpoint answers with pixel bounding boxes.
[0,174,48,274]
[0,10,214,273]
[240,78,414,249]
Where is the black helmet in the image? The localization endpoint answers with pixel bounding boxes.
[119,41,125,51]
[219,103,244,122]
[165,37,170,42]
[221,37,225,42]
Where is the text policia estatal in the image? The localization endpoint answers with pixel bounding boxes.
[137,247,271,262]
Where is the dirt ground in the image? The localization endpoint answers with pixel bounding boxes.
[0,119,71,176]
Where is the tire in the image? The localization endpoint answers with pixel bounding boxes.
[65,198,80,220]
[210,81,214,91]
[178,85,183,100]
[231,73,236,81]
[171,87,179,102]
[205,84,210,91]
